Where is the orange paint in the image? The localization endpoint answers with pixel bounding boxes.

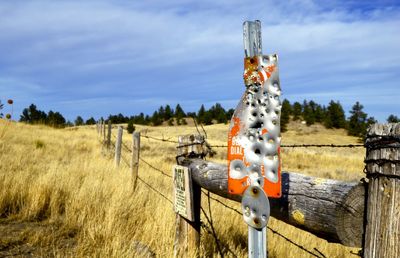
[261,128,268,135]
[228,55,281,198]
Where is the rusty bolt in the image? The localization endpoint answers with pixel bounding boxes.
[7,99,13,105]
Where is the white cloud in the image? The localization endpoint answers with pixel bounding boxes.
[0,0,399,121]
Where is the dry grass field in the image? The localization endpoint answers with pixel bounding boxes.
[0,119,364,257]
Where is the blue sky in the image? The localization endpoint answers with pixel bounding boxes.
[0,0,399,122]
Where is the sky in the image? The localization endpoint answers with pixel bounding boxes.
[0,0,399,122]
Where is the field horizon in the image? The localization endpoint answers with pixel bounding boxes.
[0,119,363,257]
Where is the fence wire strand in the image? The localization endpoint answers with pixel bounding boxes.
[102,128,342,258]
[140,157,172,178]
[202,190,326,258]
[138,134,364,149]
[120,154,173,204]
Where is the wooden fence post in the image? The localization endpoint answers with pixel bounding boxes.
[173,135,205,257]
[131,132,140,189]
[107,120,112,148]
[114,126,123,167]
[103,120,106,143]
[99,119,103,138]
[363,123,400,257]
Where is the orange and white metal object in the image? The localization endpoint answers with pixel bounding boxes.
[228,20,282,198]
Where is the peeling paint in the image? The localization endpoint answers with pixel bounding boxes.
[314,178,326,186]
[227,21,282,198]
[292,210,305,225]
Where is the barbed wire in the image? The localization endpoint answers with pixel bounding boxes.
[202,190,326,258]
[121,141,132,153]
[136,176,173,204]
[201,206,228,258]
[102,131,331,258]
[209,143,364,148]
[120,154,173,204]
[140,157,172,178]
[141,134,178,143]
[137,134,364,149]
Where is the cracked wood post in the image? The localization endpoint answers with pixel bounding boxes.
[107,120,112,148]
[131,132,140,189]
[114,126,123,167]
[363,123,400,258]
[177,157,366,247]
[174,135,202,258]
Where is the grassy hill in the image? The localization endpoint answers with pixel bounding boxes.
[0,119,363,257]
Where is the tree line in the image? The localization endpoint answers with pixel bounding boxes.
[17,101,399,139]
[19,104,96,128]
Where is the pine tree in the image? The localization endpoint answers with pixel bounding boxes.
[164,105,173,121]
[348,102,368,138]
[75,116,84,126]
[210,103,227,124]
[85,117,96,125]
[20,104,47,124]
[324,101,346,129]
[292,102,302,121]
[281,99,291,132]
[314,104,325,123]
[202,111,213,125]
[46,111,66,128]
[158,106,165,122]
[151,111,162,126]
[387,114,399,123]
[127,120,135,134]
[197,104,206,123]
[175,104,185,119]
[302,100,315,126]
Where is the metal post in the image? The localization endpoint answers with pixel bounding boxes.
[228,20,282,258]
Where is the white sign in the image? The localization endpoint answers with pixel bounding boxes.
[173,165,194,221]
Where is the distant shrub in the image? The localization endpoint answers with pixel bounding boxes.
[181,118,187,125]
[127,120,135,134]
[35,140,45,149]
[167,119,174,126]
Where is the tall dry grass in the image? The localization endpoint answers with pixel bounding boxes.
[0,119,363,257]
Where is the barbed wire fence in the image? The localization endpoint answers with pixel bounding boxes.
[99,125,369,258]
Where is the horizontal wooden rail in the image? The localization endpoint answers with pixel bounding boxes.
[178,157,365,248]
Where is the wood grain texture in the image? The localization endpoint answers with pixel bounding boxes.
[363,123,400,258]
[178,157,365,247]
[131,132,140,189]
[173,177,201,258]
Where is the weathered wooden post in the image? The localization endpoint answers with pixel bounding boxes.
[103,120,106,143]
[131,132,140,189]
[363,123,400,258]
[174,135,205,257]
[107,120,112,148]
[114,126,123,167]
[99,119,103,138]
